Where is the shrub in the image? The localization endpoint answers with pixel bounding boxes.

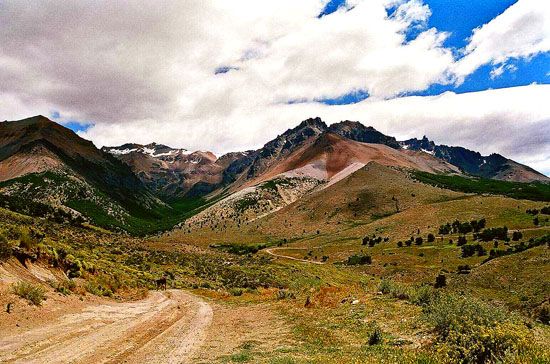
[12,281,46,305]
[397,241,403,247]
[477,227,508,242]
[345,254,372,265]
[367,322,383,345]
[457,236,467,246]
[461,244,486,258]
[63,254,84,278]
[434,274,446,288]
[378,279,392,294]
[533,302,549,325]
[230,288,244,296]
[18,227,40,250]
[410,285,438,306]
[52,279,76,295]
[512,231,523,241]
[427,233,435,243]
[423,294,531,363]
[415,237,423,245]
[86,281,113,297]
[0,233,11,260]
[275,289,296,300]
[378,280,410,300]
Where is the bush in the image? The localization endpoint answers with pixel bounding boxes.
[51,279,76,295]
[457,236,467,246]
[12,281,46,305]
[0,233,11,260]
[18,227,40,250]
[427,233,435,243]
[410,285,438,306]
[275,289,296,300]
[476,227,508,242]
[86,281,113,297]
[367,322,383,345]
[461,244,486,258]
[378,280,410,300]
[378,279,393,294]
[230,288,244,296]
[345,254,372,265]
[512,231,523,241]
[422,294,531,363]
[415,237,423,245]
[64,254,83,278]
[434,274,446,288]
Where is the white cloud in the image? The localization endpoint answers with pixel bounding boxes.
[454,0,550,80]
[80,84,550,176]
[489,63,518,80]
[0,0,549,175]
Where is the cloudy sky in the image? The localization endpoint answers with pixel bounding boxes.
[1,0,549,174]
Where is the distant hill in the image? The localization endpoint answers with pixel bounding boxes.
[0,116,192,234]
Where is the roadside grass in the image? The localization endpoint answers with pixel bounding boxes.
[11,281,46,305]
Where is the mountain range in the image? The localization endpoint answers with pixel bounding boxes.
[0,115,547,234]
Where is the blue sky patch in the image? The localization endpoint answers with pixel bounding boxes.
[318,0,347,18]
[50,111,93,133]
[317,90,370,105]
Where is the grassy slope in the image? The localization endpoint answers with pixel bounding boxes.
[413,171,550,201]
[0,171,214,235]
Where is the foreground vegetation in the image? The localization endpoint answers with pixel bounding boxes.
[1,170,549,363]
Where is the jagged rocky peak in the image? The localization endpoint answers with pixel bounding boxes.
[328,120,400,149]
[400,136,436,152]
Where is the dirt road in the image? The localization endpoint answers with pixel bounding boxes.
[0,290,212,364]
[264,247,325,264]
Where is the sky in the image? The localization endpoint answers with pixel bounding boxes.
[0,0,549,175]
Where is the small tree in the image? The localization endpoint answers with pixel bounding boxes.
[434,274,446,288]
[405,240,412,247]
[415,237,423,245]
[397,241,403,248]
[512,231,522,241]
[427,233,435,243]
[457,236,467,246]
[533,217,539,226]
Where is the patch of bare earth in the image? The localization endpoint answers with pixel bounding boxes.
[193,303,292,363]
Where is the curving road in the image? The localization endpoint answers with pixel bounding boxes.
[0,290,212,364]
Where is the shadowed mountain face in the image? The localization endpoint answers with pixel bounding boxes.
[0,116,155,202]
[0,116,166,233]
[400,136,549,183]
